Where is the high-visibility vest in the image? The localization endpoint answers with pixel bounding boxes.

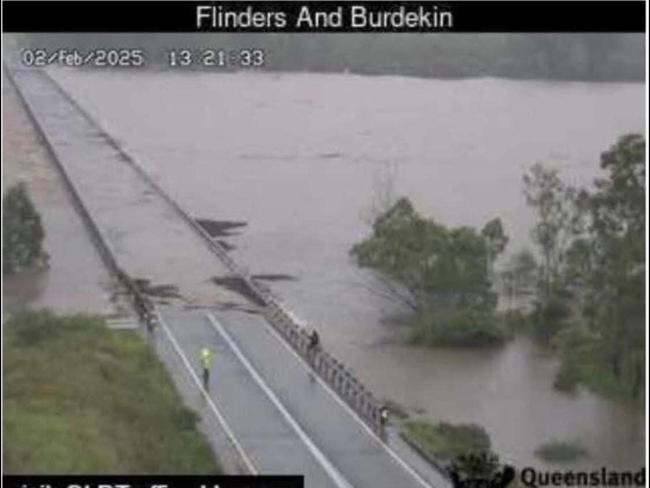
[201,348,213,369]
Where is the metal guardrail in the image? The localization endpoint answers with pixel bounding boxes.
[263,300,386,430]
[11,66,387,434]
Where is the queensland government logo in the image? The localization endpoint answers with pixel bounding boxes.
[447,451,646,488]
[448,452,515,488]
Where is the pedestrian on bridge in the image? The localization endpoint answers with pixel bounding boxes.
[305,329,321,381]
[308,329,320,353]
[200,347,214,390]
[380,405,389,427]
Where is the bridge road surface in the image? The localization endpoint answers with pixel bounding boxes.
[9,67,245,308]
[160,307,440,488]
[10,67,447,488]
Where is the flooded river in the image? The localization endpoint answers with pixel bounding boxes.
[49,69,645,470]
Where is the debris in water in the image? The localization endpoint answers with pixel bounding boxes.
[217,302,262,315]
[251,273,297,282]
[216,239,236,251]
[195,219,247,237]
[211,275,266,307]
[318,152,344,160]
[133,278,182,299]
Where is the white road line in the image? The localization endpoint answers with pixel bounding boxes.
[155,310,258,474]
[222,311,439,488]
[206,313,354,488]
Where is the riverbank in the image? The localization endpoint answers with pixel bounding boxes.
[3,310,220,473]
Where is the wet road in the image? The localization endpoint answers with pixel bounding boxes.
[9,68,243,309]
[159,307,446,488]
[2,72,112,313]
[9,67,449,487]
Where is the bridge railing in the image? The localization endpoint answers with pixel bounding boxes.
[262,298,385,431]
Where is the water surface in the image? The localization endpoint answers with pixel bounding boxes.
[51,69,646,470]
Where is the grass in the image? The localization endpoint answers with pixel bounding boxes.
[3,309,220,474]
[401,420,491,463]
[534,441,589,463]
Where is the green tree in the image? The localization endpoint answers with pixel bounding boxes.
[352,197,508,346]
[3,182,46,275]
[522,164,579,342]
[529,134,645,401]
[575,134,645,397]
[481,217,508,279]
[523,164,575,299]
[501,248,537,310]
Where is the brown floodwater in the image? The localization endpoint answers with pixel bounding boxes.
[47,68,646,470]
[2,74,112,314]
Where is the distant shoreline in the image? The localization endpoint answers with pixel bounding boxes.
[11,32,645,84]
[55,64,645,84]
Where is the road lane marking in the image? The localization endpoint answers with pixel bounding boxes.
[206,313,354,488]
[156,310,258,474]
[218,311,440,488]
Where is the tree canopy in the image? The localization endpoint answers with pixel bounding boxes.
[351,197,509,346]
[3,183,46,275]
[524,134,645,400]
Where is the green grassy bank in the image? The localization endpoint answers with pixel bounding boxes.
[401,420,491,463]
[3,309,220,473]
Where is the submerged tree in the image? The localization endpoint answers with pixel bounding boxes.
[523,163,577,300]
[351,197,509,346]
[482,217,509,280]
[501,248,537,310]
[522,163,580,342]
[526,134,645,400]
[575,134,645,397]
[3,182,46,275]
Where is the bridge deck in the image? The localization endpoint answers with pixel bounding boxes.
[10,67,446,488]
[212,308,438,488]
[159,308,341,486]
[10,68,243,308]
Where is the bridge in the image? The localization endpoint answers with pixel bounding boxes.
[8,67,450,488]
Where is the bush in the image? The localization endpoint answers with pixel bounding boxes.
[401,420,491,462]
[535,441,588,463]
[551,325,603,394]
[410,307,509,347]
[3,182,46,275]
[530,295,573,345]
[553,362,580,392]
[499,309,532,334]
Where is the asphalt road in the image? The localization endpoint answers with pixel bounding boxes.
[160,307,445,488]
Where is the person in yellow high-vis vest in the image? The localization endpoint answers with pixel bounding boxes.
[200,347,214,390]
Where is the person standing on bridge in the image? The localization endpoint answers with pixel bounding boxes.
[200,347,214,390]
[307,329,320,362]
